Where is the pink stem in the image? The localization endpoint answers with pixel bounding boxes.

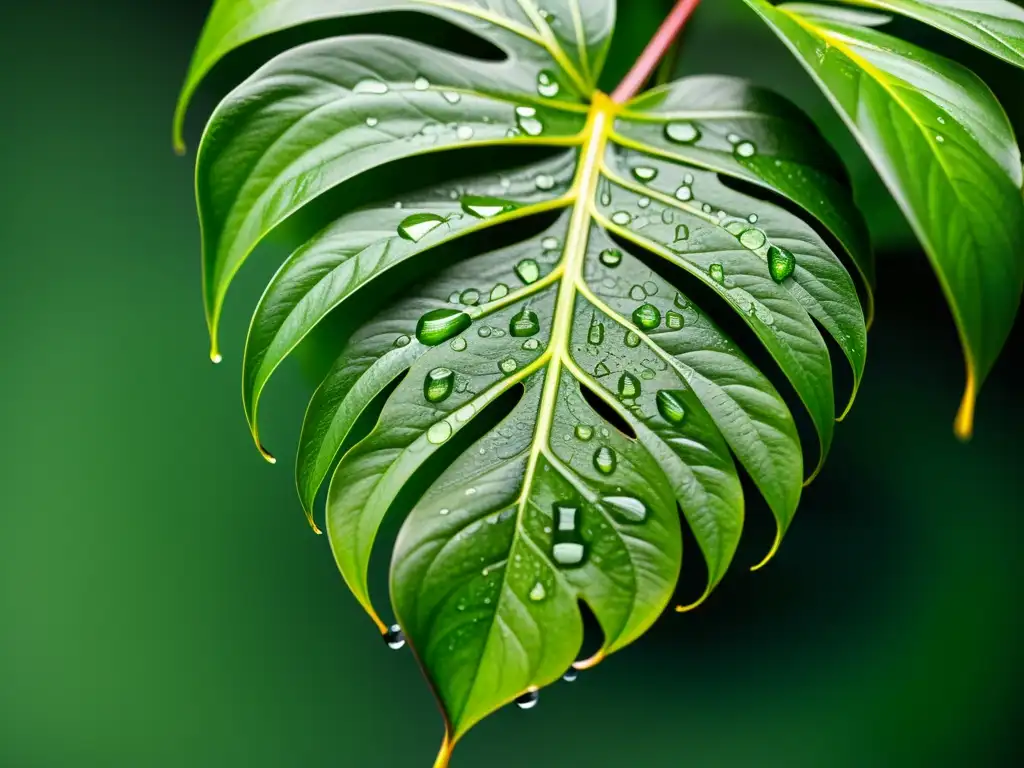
[610,0,703,103]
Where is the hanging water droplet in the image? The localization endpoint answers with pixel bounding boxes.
[739,228,767,251]
[460,288,480,305]
[708,263,725,285]
[675,185,693,202]
[632,303,661,330]
[563,668,579,683]
[490,283,509,301]
[552,504,585,566]
[618,372,641,399]
[461,195,515,219]
[673,224,690,241]
[398,212,446,242]
[665,311,684,330]
[594,362,611,377]
[664,121,700,144]
[599,248,622,267]
[384,624,405,650]
[515,105,544,136]
[656,390,687,424]
[624,330,641,348]
[602,496,648,524]
[450,336,467,352]
[456,125,475,141]
[594,445,617,475]
[442,91,461,104]
[394,334,411,348]
[767,245,796,282]
[588,319,605,345]
[734,141,757,158]
[535,174,555,191]
[528,582,547,601]
[499,357,518,374]
[416,309,471,345]
[424,367,455,403]
[515,258,541,284]
[537,70,560,97]
[353,79,389,95]
[427,421,453,444]
[575,424,594,441]
[516,689,540,710]
[611,211,632,226]
[365,116,379,127]
[631,166,658,183]
[510,309,540,337]
[413,76,430,91]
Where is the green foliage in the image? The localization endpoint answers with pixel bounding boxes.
[176,0,1023,763]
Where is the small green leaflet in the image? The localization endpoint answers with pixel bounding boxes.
[179,0,869,763]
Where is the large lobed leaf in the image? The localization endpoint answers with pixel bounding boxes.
[745,0,1024,437]
[179,0,870,762]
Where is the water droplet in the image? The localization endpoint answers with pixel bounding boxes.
[353,79,389,95]
[461,195,515,219]
[708,263,725,285]
[460,288,480,305]
[674,293,688,309]
[537,70,560,97]
[664,121,700,144]
[637,196,651,209]
[529,582,547,601]
[516,689,540,709]
[442,91,461,104]
[394,334,411,348]
[398,212,446,242]
[594,446,617,475]
[594,362,611,377]
[563,668,579,683]
[384,624,405,650]
[624,330,640,348]
[477,326,492,338]
[575,424,594,441]
[535,174,555,190]
[515,105,544,136]
[588,319,604,345]
[542,236,560,250]
[748,214,759,224]
[602,496,648,523]
[734,141,756,158]
[611,211,632,226]
[767,245,796,282]
[599,248,622,267]
[739,228,767,251]
[522,338,540,351]
[455,404,475,423]
[552,504,585,566]
[416,309,471,346]
[414,77,430,91]
[727,133,741,144]
[632,303,661,330]
[632,166,658,183]
[674,224,690,241]
[450,336,467,352]
[490,283,509,301]
[365,116,379,127]
[702,203,713,214]
[510,309,540,337]
[515,258,541,284]
[665,311,684,330]
[499,357,518,374]
[675,185,693,202]
[457,125,474,141]
[427,421,453,444]
[618,372,641,399]
[935,134,945,144]
[439,508,450,516]
[424,367,455,403]
[656,390,687,424]
[629,284,647,301]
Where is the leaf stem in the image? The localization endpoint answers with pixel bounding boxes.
[610,0,702,103]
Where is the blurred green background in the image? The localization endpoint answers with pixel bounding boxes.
[1,1,1022,766]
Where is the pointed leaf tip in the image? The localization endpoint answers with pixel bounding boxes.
[954,373,977,441]
[751,529,783,572]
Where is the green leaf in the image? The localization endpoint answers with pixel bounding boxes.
[182,1,868,762]
[841,0,1024,69]
[743,0,1024,438]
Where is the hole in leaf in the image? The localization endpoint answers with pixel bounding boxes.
[578,380,636,440]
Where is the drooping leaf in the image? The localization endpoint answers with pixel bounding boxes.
[743,0,1024,438]
[181,0,868,762]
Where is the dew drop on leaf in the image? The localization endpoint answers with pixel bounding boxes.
[535,174,555,191]
[632,303,661,330]
[618,372,641,399]
[365,116,379,127]
[738,228,767,250]
[734,141,757,158]
[593,446,617,475]
[515,105,544,136]
[631,166,658,183]
[397,212,446,242]
[588,319,605,345]
[611,211,632,226]
[674,224,690,241]
[394,334,411,348]
[413,76,430,91]
[656,390,687,424]
[665,311,684,330]
[510,309,540,337]
[490,283,509,301]
[664,121,700,144]
[522,338,540,351]
[708,263,725,284]
[599,248,622,267]
[528,582,547,602]
[353,79,388,95]
[537,70,560,97]
[499,357,518,374]
[624,330,641,348]
[602,496,648,524]
[426,421,453,445]
[424,367,455,403]
[384,624,406,650]
[460,288,480,305]
[478,326,492,338]
[675,185,693,202]
[767,245,796,282]
[450,336,467,352]
[542,236,560,251]
[594,362,611,377]
[456,125,474,141]
[442,91,461,104]
[629,284,647,301]
[575,424,594,441]
[515,258,541,284]
[461,195,515,219]
[552,505,585,566]
[416,309,471,345]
